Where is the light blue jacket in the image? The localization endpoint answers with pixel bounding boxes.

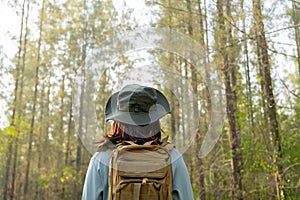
[82,148,194,200]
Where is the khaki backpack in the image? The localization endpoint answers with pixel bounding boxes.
[108,140,174,200]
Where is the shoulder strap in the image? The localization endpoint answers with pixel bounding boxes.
[117,138,175,149]
[97,141,115,152]
[101,137,175,152]
[161,136,175,151]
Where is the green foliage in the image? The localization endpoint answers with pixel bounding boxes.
[1,0,300,199]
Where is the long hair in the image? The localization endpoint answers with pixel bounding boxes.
[105,121,162,145]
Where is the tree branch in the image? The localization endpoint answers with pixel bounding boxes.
[278,75,300,99]
[266,24,300,35]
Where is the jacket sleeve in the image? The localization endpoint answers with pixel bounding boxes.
[171,149,194,200]
[82,154,104,200]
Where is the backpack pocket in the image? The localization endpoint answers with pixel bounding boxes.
[116,178,167,200]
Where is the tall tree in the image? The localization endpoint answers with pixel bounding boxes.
[252,0,285,198]
[2,0,29,199]
[241,0,255,133]
[215,0,244,199]
[185,0,206,199]
[291,0,300,76]
[23,0,44,197]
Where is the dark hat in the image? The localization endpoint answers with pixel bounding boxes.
[105,84,171,125]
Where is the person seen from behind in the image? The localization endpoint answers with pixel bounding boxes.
[82,84,194,200]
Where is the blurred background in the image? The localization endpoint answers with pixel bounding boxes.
[0,0,299,199]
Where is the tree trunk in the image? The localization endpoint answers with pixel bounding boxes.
[169,56,176,140]
[252,0,285,199]
[35,81,45,200]
[291,0,300,76]
[3,133,13,200]
[74,2,88,197]
[60,75,66,199]
[186,0,206,199]
[65,92,73,166]
[241,0,255,135]
[24,0,43,196]
[216,0,243,199]
[199,0,218,198]
[43,79,51,200]
[3,0,28,199]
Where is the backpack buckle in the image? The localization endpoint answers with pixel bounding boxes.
[142,178,148,184]
[135,138,144,145]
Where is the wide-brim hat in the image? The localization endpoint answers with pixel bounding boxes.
[105,84,171,125]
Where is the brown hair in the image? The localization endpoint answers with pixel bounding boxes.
[105,121,162,145]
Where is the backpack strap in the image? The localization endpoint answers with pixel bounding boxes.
[133,183,141,200]
[116,138,175,153]
[161,136,175,151]
[100,137,175,153]
[97,141,115,152]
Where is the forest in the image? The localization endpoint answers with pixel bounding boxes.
[0,0,300,199]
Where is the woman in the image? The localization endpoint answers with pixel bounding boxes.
[82,84,194,200]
